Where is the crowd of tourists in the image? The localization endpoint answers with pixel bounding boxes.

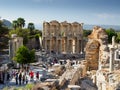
[0,69,41,85]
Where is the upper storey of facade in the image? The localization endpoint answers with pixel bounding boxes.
[43,20,83,38]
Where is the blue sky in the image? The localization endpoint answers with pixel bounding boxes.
[0,0,120,28]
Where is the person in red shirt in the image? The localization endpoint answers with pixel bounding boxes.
[29,71,34,80]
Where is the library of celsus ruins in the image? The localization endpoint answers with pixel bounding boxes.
[42,20,83,54]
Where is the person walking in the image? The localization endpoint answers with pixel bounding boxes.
[18,72,22,85]
[7,72,10,81]
[22,74,25,84]
[15,73,18,85]
[25,74,29,84]
[36,71,39,80]
[29,71,34,81]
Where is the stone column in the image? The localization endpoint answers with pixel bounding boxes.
[117,50,120,69]
[45,39,47,50]
[39,37,42,49]
[58,40,60,53]
[63,39,65,52]
[67,39,69,54]
[109,47,114,72]
[79,40,82,54]
[69,40,72,54]
[65,38,67,53]
[98,50,102,70]
[80,40,83,54]
[60,39,63,53]
[77,39,79,53]
[73,39,75,53]
[98,60,102,70]
[56,39,58,54]
[112,36,115,47]
[50,39,52,53]
[60,39,62,53]
[9,40,13,60]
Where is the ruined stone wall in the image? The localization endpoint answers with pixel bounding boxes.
[96,70,120,90]
[85,26,108,70]
[85,39,100,70]
[9,35,23,60]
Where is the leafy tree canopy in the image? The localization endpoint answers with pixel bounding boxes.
[0,20,9,50]
[9,28,29,44]
[0,20,9,36]
[83,29,92,38]
[28,22,35,31]
[105,28,117,43]
[17,17,25,28]
[12,20,18,30]
[12,17,25,29]
[116,32,120,43]
[13,45,35,64]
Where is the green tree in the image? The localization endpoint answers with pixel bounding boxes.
[28,22,35,35]
[105,28,117,43]
[13,45,35,65]
[116,32,120,43]
[83,29,92,38]
[9,28,30,44]
[17,17,25,28]
[0,20,9,50]
[9,17,42,46]
[0,20,2,27]
[0,20,9,36]
[12,20,18,30]
[28,22,35,31]
[34,29,42,37]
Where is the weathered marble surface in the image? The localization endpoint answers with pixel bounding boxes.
[85,26,109,70]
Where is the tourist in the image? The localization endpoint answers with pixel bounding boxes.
[25,74,29,84]
[29,71,34,81]
[36,71,39,80]
[22,74,25,84]
[18,72,22,85]
[7,72,10,81]
[15,72,18,85]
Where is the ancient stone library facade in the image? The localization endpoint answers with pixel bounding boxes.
[42,20,83,54]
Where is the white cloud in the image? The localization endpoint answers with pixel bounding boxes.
[96,13,119,19]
